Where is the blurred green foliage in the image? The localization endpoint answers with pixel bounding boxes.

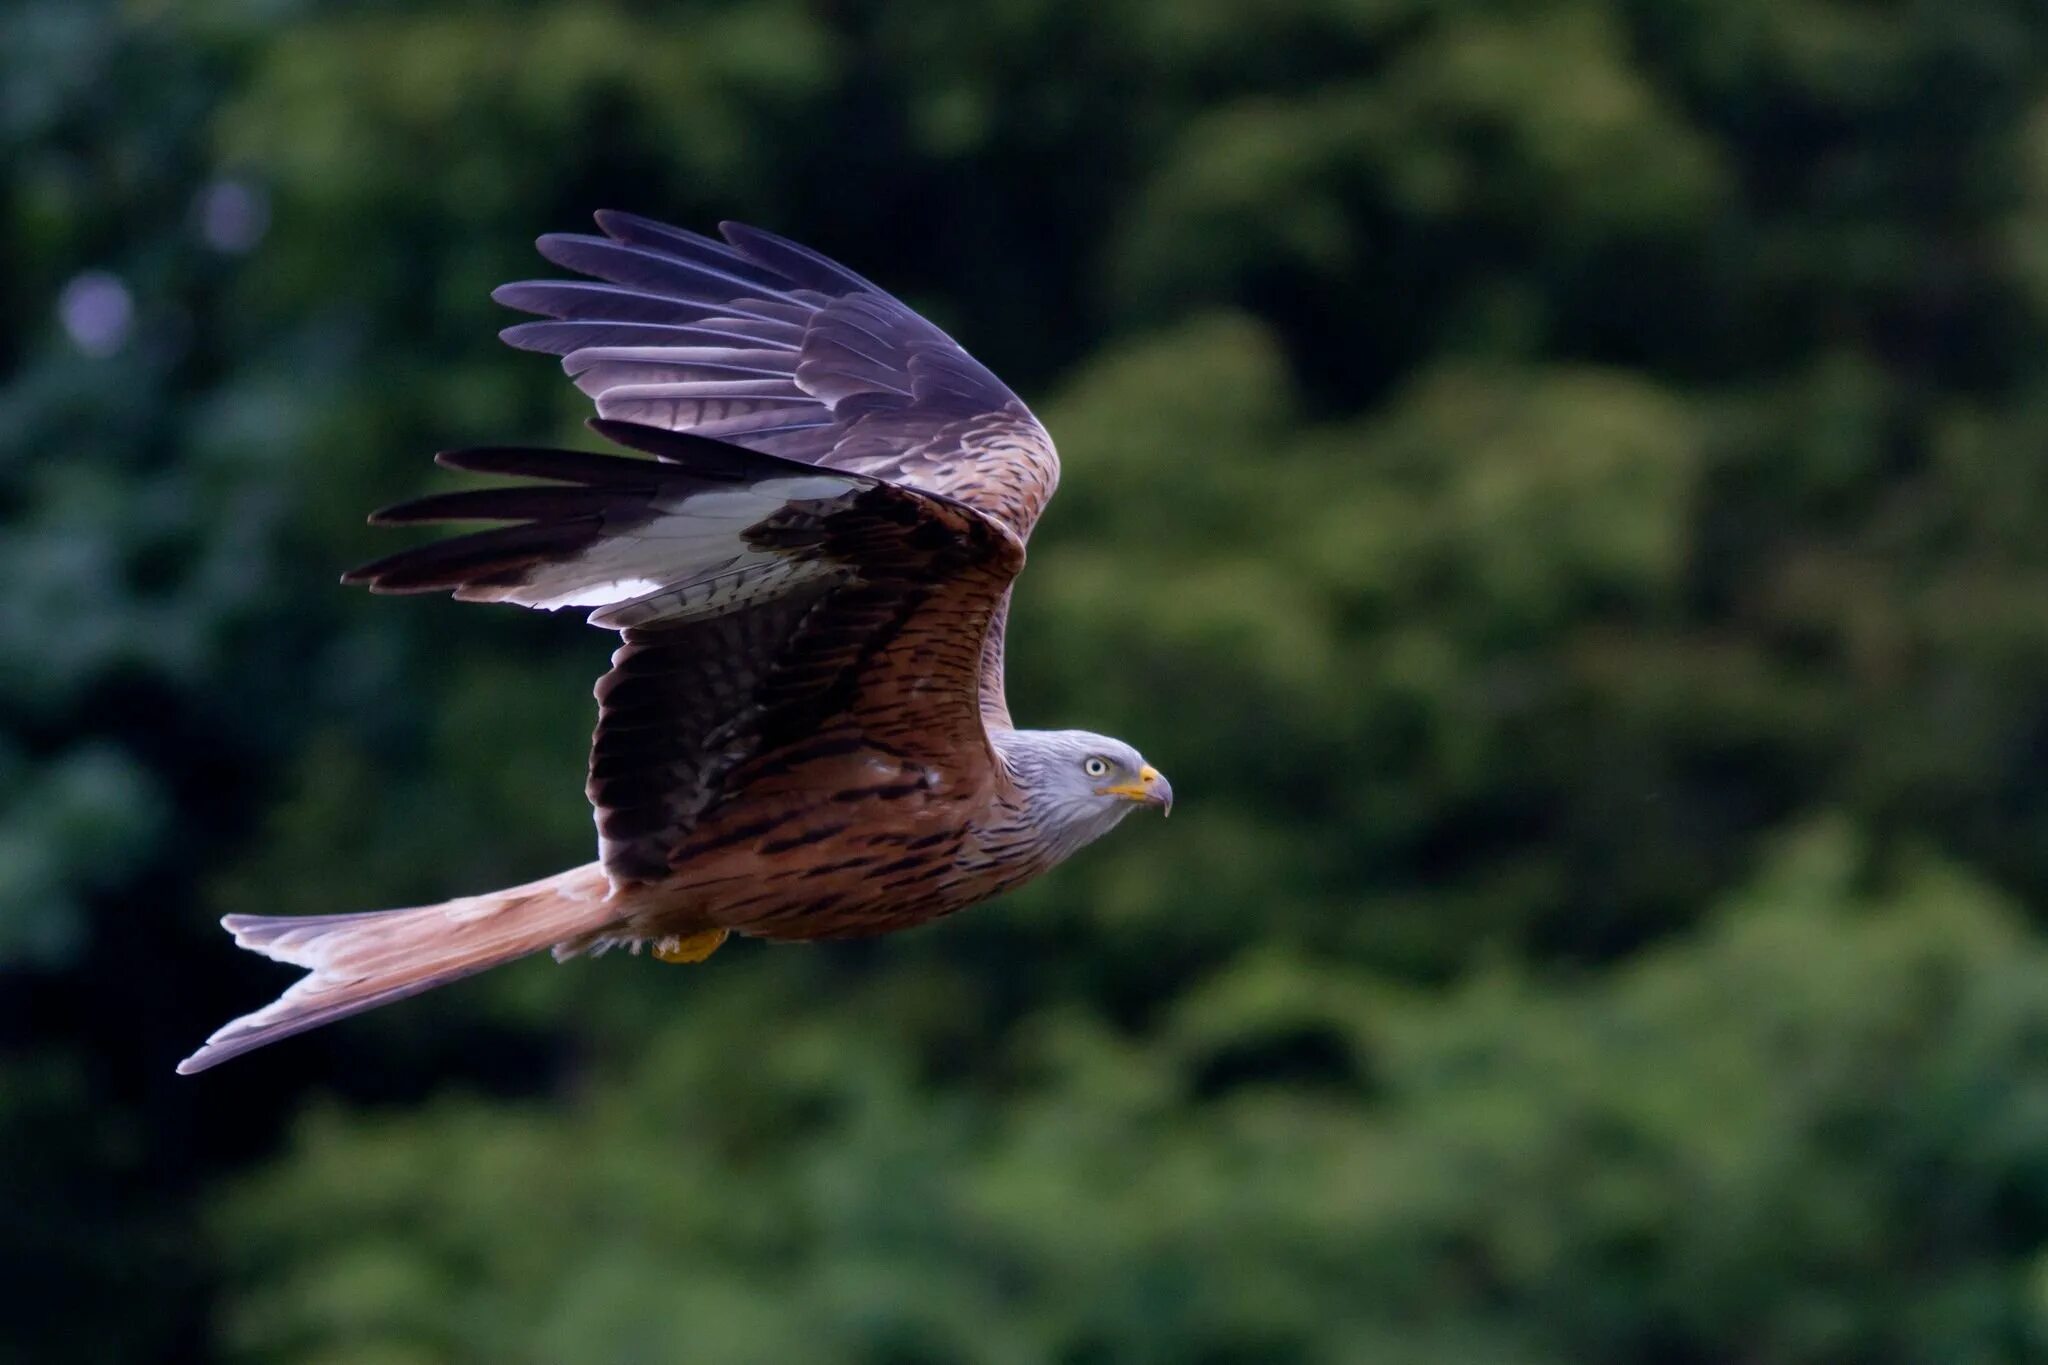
[9,0,2048,1361]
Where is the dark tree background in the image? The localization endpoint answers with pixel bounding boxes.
[11,1,2048,1360]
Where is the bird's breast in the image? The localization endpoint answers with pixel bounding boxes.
[662,772,1037,941]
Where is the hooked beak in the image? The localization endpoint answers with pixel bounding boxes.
[1099,764,1173,815]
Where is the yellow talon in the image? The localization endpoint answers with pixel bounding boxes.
[651,929,728,964]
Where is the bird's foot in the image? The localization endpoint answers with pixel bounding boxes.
[651,929,728,964]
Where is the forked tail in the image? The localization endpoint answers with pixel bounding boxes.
[177,863,618,1074]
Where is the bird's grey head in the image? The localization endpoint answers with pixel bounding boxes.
[995,728,1172,861]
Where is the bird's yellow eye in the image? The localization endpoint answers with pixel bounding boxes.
[1083,757,1109,778]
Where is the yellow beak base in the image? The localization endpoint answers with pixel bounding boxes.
[1098,764,1173,813]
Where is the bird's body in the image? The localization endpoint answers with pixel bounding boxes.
[580,745,1040,949]
[179,215,1169,1075]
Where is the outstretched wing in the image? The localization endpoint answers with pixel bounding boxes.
[493,212,1061,543]
[348,420,1023,883]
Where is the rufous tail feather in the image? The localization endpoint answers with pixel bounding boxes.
[177,863,618,1074]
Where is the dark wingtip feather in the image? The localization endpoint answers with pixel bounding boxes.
[499,319,587,354]
[595,208,696,246]
[586,418,825,480]
[343,518,603,595]
[534,231,603,267]
[491,280,541,311]
[596,210,755,265]
[587,417,688,452]
[719,221,881,295]
[494,279,743,331]
[501,318,726,355]
[498,321,556,352]
[431,444,660,485]
[593,208,661,240]
[535,231,801,304]
[368,486,613,526]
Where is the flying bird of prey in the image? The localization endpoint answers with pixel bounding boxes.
[178,214,1171,1074]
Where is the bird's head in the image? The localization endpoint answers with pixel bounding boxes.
[999,729,1172,857]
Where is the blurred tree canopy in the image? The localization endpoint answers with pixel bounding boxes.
[8,0,2048,1361]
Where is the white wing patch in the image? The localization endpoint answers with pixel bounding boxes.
[525,576,666,610]
[452,474,866,625]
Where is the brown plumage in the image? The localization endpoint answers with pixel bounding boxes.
[179,216,1169,1075]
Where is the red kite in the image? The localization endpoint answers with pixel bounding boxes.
[178,215,1169,1074]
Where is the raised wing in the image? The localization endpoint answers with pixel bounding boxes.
[493,212,1060,542]
[347,421,1022,884]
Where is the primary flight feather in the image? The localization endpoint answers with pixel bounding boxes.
[179,214,1170,1074]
